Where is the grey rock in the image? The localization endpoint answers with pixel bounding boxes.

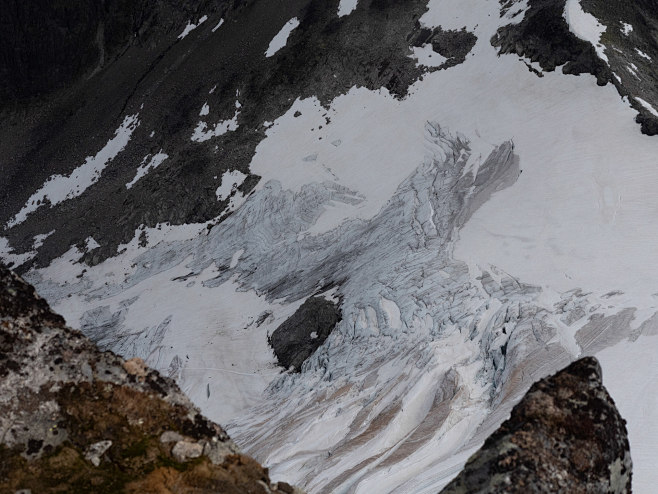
[492,0,610,83]
[84,440,112,467]
[1,0,469,272]
[171,440,204,462]
[0,264,301,493]
[159,430,184,443]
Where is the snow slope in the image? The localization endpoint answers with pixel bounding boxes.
[8,0,658,492]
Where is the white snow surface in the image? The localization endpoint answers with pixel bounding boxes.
[0,237,36,268]
[410,44,448,67]
[635,98,658,118]
[338,0,358,17]
[212,18,224,33]
[191,103,240,142]
[265,18,300,57]
[621,22,633,35]
[215,170,247,201]
[636,48,651,60]
[563,0,608,61]
[85,237,100,251]
[126,152,169,189]
[9,0,658,492]
[178,15,208,40]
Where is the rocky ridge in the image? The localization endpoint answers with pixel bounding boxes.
[440,357,632,494]
[493,0,658,135]
[0,263,301,494]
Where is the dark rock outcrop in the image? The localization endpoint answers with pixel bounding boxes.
[407,23,478,70]
[269,296,341,372]
[492,0,611,85]
[579,0,658,136]
[0,263,301,494]
[440,357,632,493]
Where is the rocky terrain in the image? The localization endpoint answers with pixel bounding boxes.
[0,0,476,270]
[494,0,658,135]
[0,263,300,494]
[440,357,632,493]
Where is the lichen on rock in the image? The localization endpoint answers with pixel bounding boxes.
[0,263,302,493]
[440,357,632,493]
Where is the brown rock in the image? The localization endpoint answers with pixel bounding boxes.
[440,357,632,493]
[123,358,148,378]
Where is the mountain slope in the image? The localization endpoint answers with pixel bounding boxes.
[2,0,658,492]
[441,357,631,493]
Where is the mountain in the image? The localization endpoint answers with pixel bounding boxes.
[2,0,658,492]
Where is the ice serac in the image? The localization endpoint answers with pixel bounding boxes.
[440,357,632,494]
[0,264,301,494]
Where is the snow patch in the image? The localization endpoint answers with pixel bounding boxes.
[621,22,633,36]
[0,237,36,268]
[33,230,55,250]
[200,102,210,116]
[7,114,139,228]
[216,170,248,201]
[635,98,658,118]
[635,48,651,61]
[265,18,299,57]
[178,15,208,40]
[627,63,640,79]
[192,105,240,142]
[85,237,100,251]
[338,0,358,17]
[212,18,224,33]
[410,44,448,68]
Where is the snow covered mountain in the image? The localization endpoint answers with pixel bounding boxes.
[2,0,658,492]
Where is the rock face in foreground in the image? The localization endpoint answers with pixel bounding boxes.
[0,264,300,494]
[440,357,632,494]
